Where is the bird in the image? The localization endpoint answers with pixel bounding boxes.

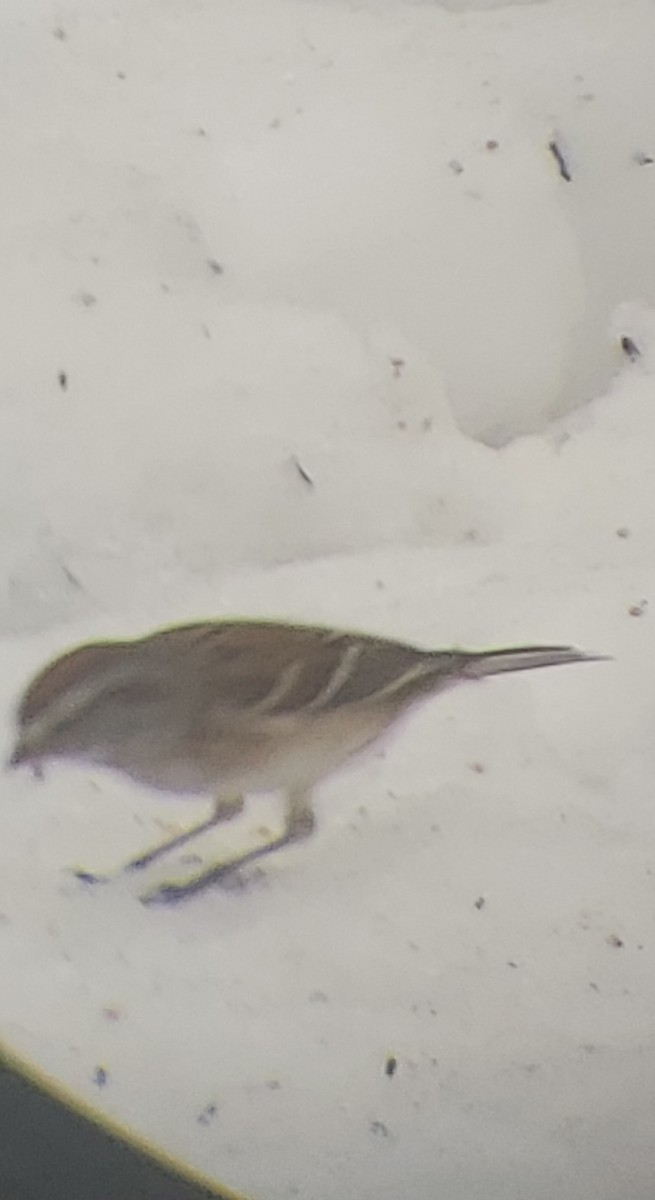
[8,619,605,904]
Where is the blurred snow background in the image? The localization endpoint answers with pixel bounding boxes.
[1,0,655,1197]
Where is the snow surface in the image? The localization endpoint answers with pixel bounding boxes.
[1,0,655,1197]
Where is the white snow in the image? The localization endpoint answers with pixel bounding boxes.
[1,0,655,1197]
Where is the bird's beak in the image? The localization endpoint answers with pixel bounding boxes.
[7,741,27,770]
[7,742,45,780]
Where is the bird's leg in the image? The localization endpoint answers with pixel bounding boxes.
[140,788,315,905]
[73,794,245,884]
[124,794,246,872]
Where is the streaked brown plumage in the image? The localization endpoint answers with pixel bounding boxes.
[9,620,604,903]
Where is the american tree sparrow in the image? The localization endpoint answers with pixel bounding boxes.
[9,620,604,904]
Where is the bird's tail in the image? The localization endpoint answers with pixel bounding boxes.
[453,645,608,680]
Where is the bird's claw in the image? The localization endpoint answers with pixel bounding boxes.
[140,881,189,906]
[70,867,110,886]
